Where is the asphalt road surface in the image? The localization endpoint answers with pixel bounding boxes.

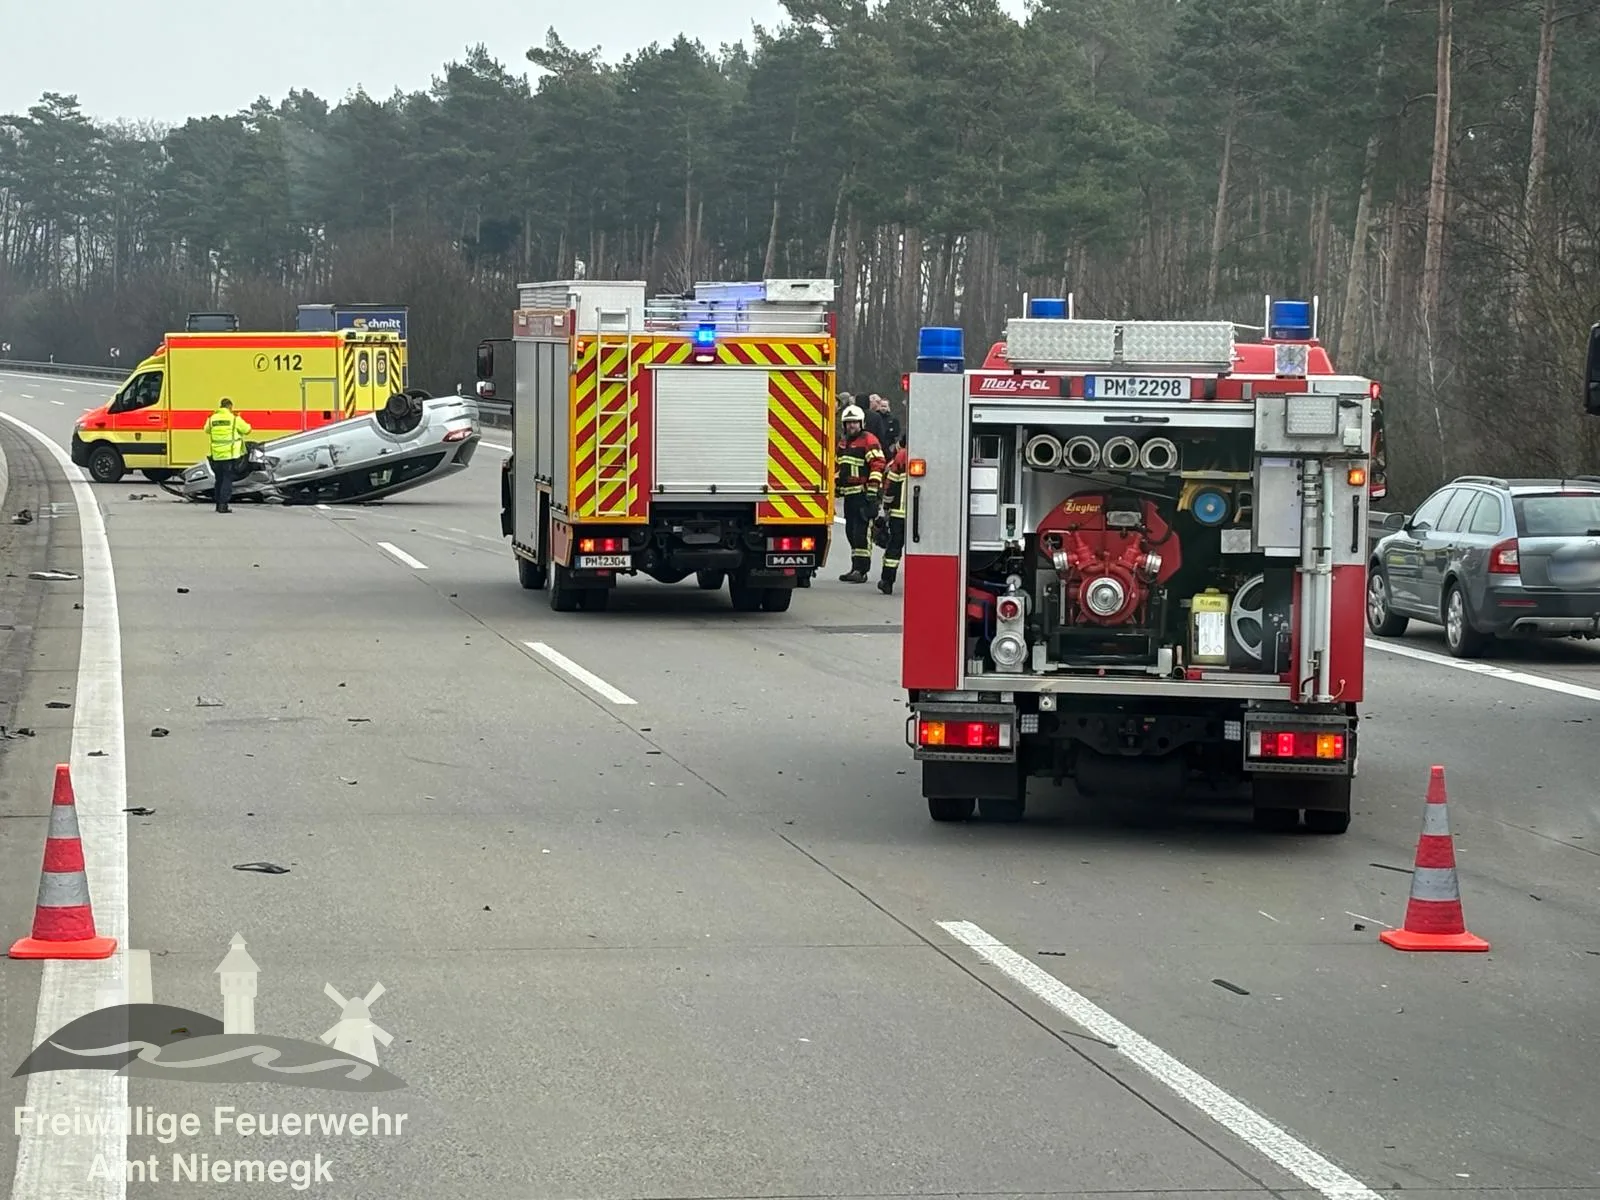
[1,369,1598,1200]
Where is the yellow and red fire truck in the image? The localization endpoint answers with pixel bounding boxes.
[483,279,837,612]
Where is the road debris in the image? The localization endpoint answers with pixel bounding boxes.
[232,862,289,875]
[28,570,78,581]
[10,509,32,524]
[176,587,190,594]
[339,776,358,785]
[1,726,36,739]
[1213,979,1250,996]
[347,717,371,723]
[150,727,170,737]
[45,701,70,709]
[196,696,224,707]
[124,806,156,816]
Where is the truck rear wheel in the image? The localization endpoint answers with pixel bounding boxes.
[86,444,125,484]
[549,564,580,612]
[760,588,793,612]
[979,794,1026,823]
[696,570,724,590]
[577,587,610,612]
[729,578,763,612]
[517,555,547,590]
[928,797,975,822]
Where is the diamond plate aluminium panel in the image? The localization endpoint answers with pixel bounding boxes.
[1004,318,1237,372]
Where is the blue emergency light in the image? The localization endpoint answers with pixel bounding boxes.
[917,326,964,374]
[1270,299,1313,341]
[1028,298,1068,319]
[694,323,717,348]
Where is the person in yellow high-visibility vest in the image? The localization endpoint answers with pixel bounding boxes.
[204,398,252,513]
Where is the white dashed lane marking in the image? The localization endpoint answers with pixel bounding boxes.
[376,541,428,570]
[523,642,637,706]
[938,920,1386,1200]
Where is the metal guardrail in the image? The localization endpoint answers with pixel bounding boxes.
[0,358,124,380]
[0,357,514,430]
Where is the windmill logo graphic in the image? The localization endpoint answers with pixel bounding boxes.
[322,983,392,1064]
[13,934,406,1091]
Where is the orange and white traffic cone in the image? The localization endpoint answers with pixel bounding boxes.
[1379,765,1489,953]
[9,763,117,960]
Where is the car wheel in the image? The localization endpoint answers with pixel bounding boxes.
[86,445,124,484]
[1366,567,1409,636]
[1444,584,1489,658]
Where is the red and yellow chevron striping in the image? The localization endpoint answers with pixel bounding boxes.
[568,335,834,522]
[758,368,831,522]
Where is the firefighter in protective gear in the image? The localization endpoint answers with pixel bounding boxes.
[878,439,909,594]
[836,404,885,582]
[204,398,252,513]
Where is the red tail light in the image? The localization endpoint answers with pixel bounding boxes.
[578,537,624,554]
[1248,730,1345,761]
[918,719,1011,749]
[768,536,817,552]
[1488,539,1520,574]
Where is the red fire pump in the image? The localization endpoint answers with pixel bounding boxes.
[1036,495,1182,626]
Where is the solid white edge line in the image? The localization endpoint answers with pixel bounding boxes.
[936,921,1386,1200]
[1366,637,1600,703]
[376,541,428,570]
[523,641,637,706]
[0,412,130,1200]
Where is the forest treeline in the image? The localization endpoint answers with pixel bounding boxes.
[3,0,1600,504]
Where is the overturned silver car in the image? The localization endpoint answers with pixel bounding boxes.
[162,390,480,505]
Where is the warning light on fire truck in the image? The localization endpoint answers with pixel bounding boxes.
[1269,299,1313,340]
[917,326,964,374]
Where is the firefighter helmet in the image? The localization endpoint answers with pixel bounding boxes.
[841,404,865,424]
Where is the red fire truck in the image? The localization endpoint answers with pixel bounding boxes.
[900,297,1385,833]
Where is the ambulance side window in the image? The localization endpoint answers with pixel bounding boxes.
[112,372,162,412]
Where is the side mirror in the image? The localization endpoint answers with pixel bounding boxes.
[1585,322,1600,416]
[475,341,494,381]
[1407,519,1431,535]
[1381,511,1406,532]
[475,380,496,399]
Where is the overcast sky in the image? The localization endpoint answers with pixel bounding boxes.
[1,0,1028,127]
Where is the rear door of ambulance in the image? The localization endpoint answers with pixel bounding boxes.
[338,336,398,420]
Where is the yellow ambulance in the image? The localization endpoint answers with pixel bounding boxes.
[71,329,407,483]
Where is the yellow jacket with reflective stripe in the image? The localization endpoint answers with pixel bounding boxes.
[205,409,252,460]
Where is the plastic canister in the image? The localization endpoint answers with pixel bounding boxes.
[1188,588,1230,667]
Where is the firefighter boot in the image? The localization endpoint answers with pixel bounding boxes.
[878,565,897,595]
[839,569,868,583]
